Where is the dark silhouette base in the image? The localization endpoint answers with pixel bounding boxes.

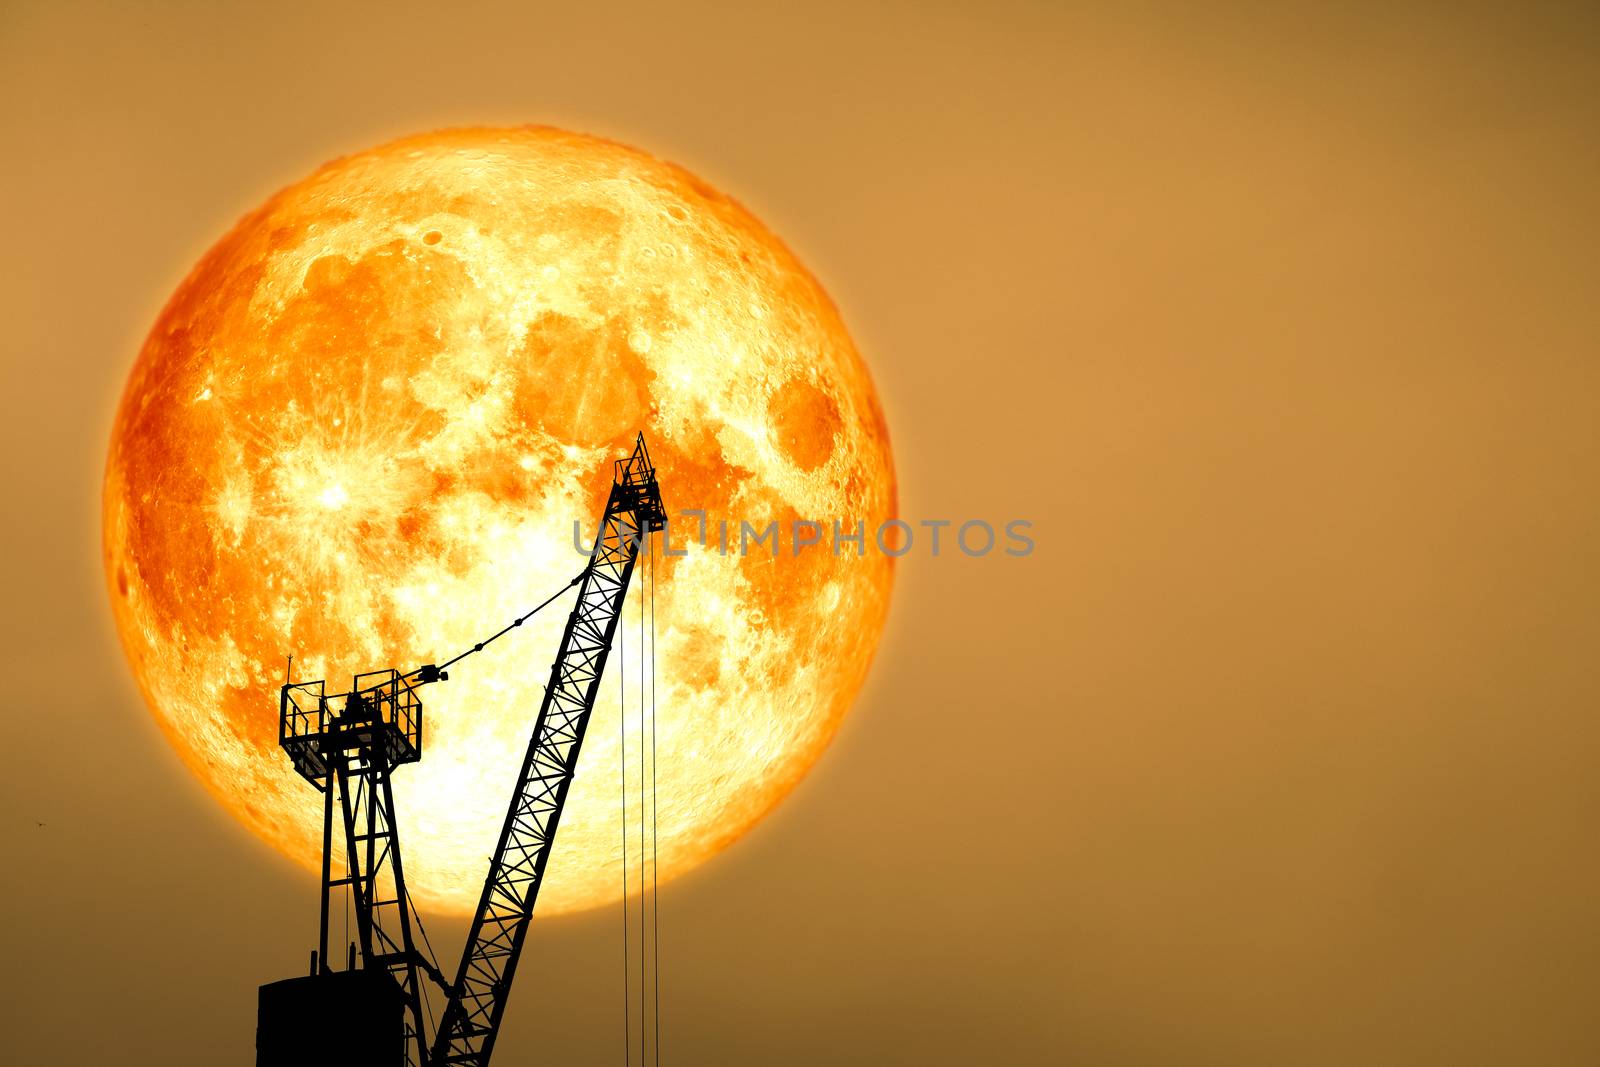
[258,967,404,1066]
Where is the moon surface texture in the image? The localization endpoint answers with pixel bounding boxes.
[103,127,895,915]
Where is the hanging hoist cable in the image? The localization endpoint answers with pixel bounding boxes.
[622,523,664,1066]
[633,550,640,1067]
[620,601,632,1067]
[649,529,660,1067]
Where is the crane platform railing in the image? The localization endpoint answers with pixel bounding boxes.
[280,669,424,789]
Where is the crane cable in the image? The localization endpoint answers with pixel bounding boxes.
[403,879,443,1037]
[620,590,632,1067]
[434,568,588,673]
[636,531,663,1065]
[623,533,663,1067]
[649,527,661,1066]
[633,543,640,1067]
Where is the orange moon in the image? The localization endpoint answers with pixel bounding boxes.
[102,127,895,915]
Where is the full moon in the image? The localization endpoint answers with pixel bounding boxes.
[103,127,895,915]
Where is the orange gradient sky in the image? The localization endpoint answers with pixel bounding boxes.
[3,2,1599,1064]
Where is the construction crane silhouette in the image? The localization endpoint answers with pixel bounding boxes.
[257,434,667,1067]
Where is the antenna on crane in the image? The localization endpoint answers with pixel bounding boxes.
[256,434,667,1067]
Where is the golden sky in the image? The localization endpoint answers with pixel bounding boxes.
[2,1,1597,1063]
